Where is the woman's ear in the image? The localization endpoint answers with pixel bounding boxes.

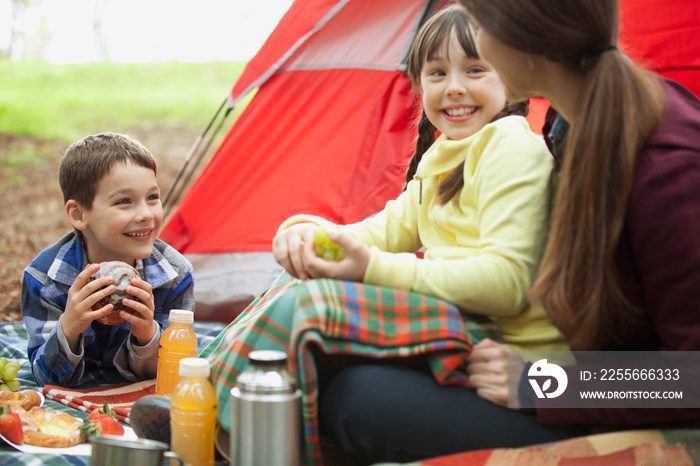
[65,200,88,231]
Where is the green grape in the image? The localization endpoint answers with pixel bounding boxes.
[0,359,22,391]
[2,366,18,382]
[5,361,19,372]
[313,228,329,246]
[6,380,20,391]
[313,228,346,261]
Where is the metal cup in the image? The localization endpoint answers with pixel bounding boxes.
[90,436,184,466]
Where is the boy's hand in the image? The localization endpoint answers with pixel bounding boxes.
[62,264,117,351]
[303,229,370,282]
[120,277,156,346]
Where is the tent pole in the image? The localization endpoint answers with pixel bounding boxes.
[163,97,228,212]
[165,106,233,217]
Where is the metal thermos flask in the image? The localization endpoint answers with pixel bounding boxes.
[230,350,302,466]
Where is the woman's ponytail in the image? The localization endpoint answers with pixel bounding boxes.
[531,51,665,350]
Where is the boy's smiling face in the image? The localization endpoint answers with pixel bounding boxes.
[71,161,162,265]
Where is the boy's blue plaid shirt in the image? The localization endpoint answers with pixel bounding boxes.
[21,231,194,387]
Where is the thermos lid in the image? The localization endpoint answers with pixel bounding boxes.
[236,350,294,393]
[169,309,194,324]
[248,350,288,366]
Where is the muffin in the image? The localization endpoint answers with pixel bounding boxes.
[88,261,141,325]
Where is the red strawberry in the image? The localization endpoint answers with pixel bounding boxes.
[0,406,23,445]
[87,402,118,421]
[79,413,125,437]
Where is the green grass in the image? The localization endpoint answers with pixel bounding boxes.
[0,60,248,143]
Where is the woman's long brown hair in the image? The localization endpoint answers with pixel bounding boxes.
[459,0,665,350]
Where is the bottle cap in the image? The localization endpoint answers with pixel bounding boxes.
[168,309,194,324]
[178,358,210,377]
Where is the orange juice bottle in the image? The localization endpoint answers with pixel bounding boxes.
[155,309,197,396]
[171,358,217,466]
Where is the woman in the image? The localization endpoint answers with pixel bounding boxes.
[320,0,700,463]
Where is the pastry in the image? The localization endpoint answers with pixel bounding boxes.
[19,407,85,448]
[0,389,43,411]
[88,261,141,325]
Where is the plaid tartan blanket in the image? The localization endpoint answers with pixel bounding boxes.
[0,319,225,465]
[199,272,503,466]
[376,429,700,465]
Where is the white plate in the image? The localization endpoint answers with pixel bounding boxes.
[0,400,137,456]
[1,426,137,456]
[0,390,44,408]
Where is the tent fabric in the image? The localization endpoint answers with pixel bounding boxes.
[226,0,350,108]
[161,0,444,320]
[160,0,700,322]
[619,0,700,96]
[166,68,415,254]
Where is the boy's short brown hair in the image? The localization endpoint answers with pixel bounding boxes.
[59,132,157,210]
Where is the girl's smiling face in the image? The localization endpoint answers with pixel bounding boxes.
[76,161,163,265]
[419,29,507,140]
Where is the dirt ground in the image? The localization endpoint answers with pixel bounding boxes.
[0,129,198,322]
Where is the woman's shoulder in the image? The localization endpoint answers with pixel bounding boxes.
[662,78,700,112]
[635,79,700,177]
[651,79,700,147]
[627,79,700,231]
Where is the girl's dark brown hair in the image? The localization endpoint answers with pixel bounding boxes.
[460,0,665,350]
[404,4,528,203]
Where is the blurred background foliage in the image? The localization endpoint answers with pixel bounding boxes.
[0,0,290,320]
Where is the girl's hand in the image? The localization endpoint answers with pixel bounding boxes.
[272,223,318,280]
[303,229,370,282]
[62,264,116,349]
[121,276,156,345]
[466,338,523,409]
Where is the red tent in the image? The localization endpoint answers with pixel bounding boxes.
[160,0,700,322]
[619,0,700,95]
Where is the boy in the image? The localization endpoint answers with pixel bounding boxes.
[21,132,195,387]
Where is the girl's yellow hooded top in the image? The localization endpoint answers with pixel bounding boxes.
[279,116,566,352]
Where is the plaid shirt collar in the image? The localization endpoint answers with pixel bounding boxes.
[46,232,178,290]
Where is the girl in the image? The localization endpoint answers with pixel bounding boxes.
[272,5,586,464]
[201,5,579,465]
[274,5,562,355]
